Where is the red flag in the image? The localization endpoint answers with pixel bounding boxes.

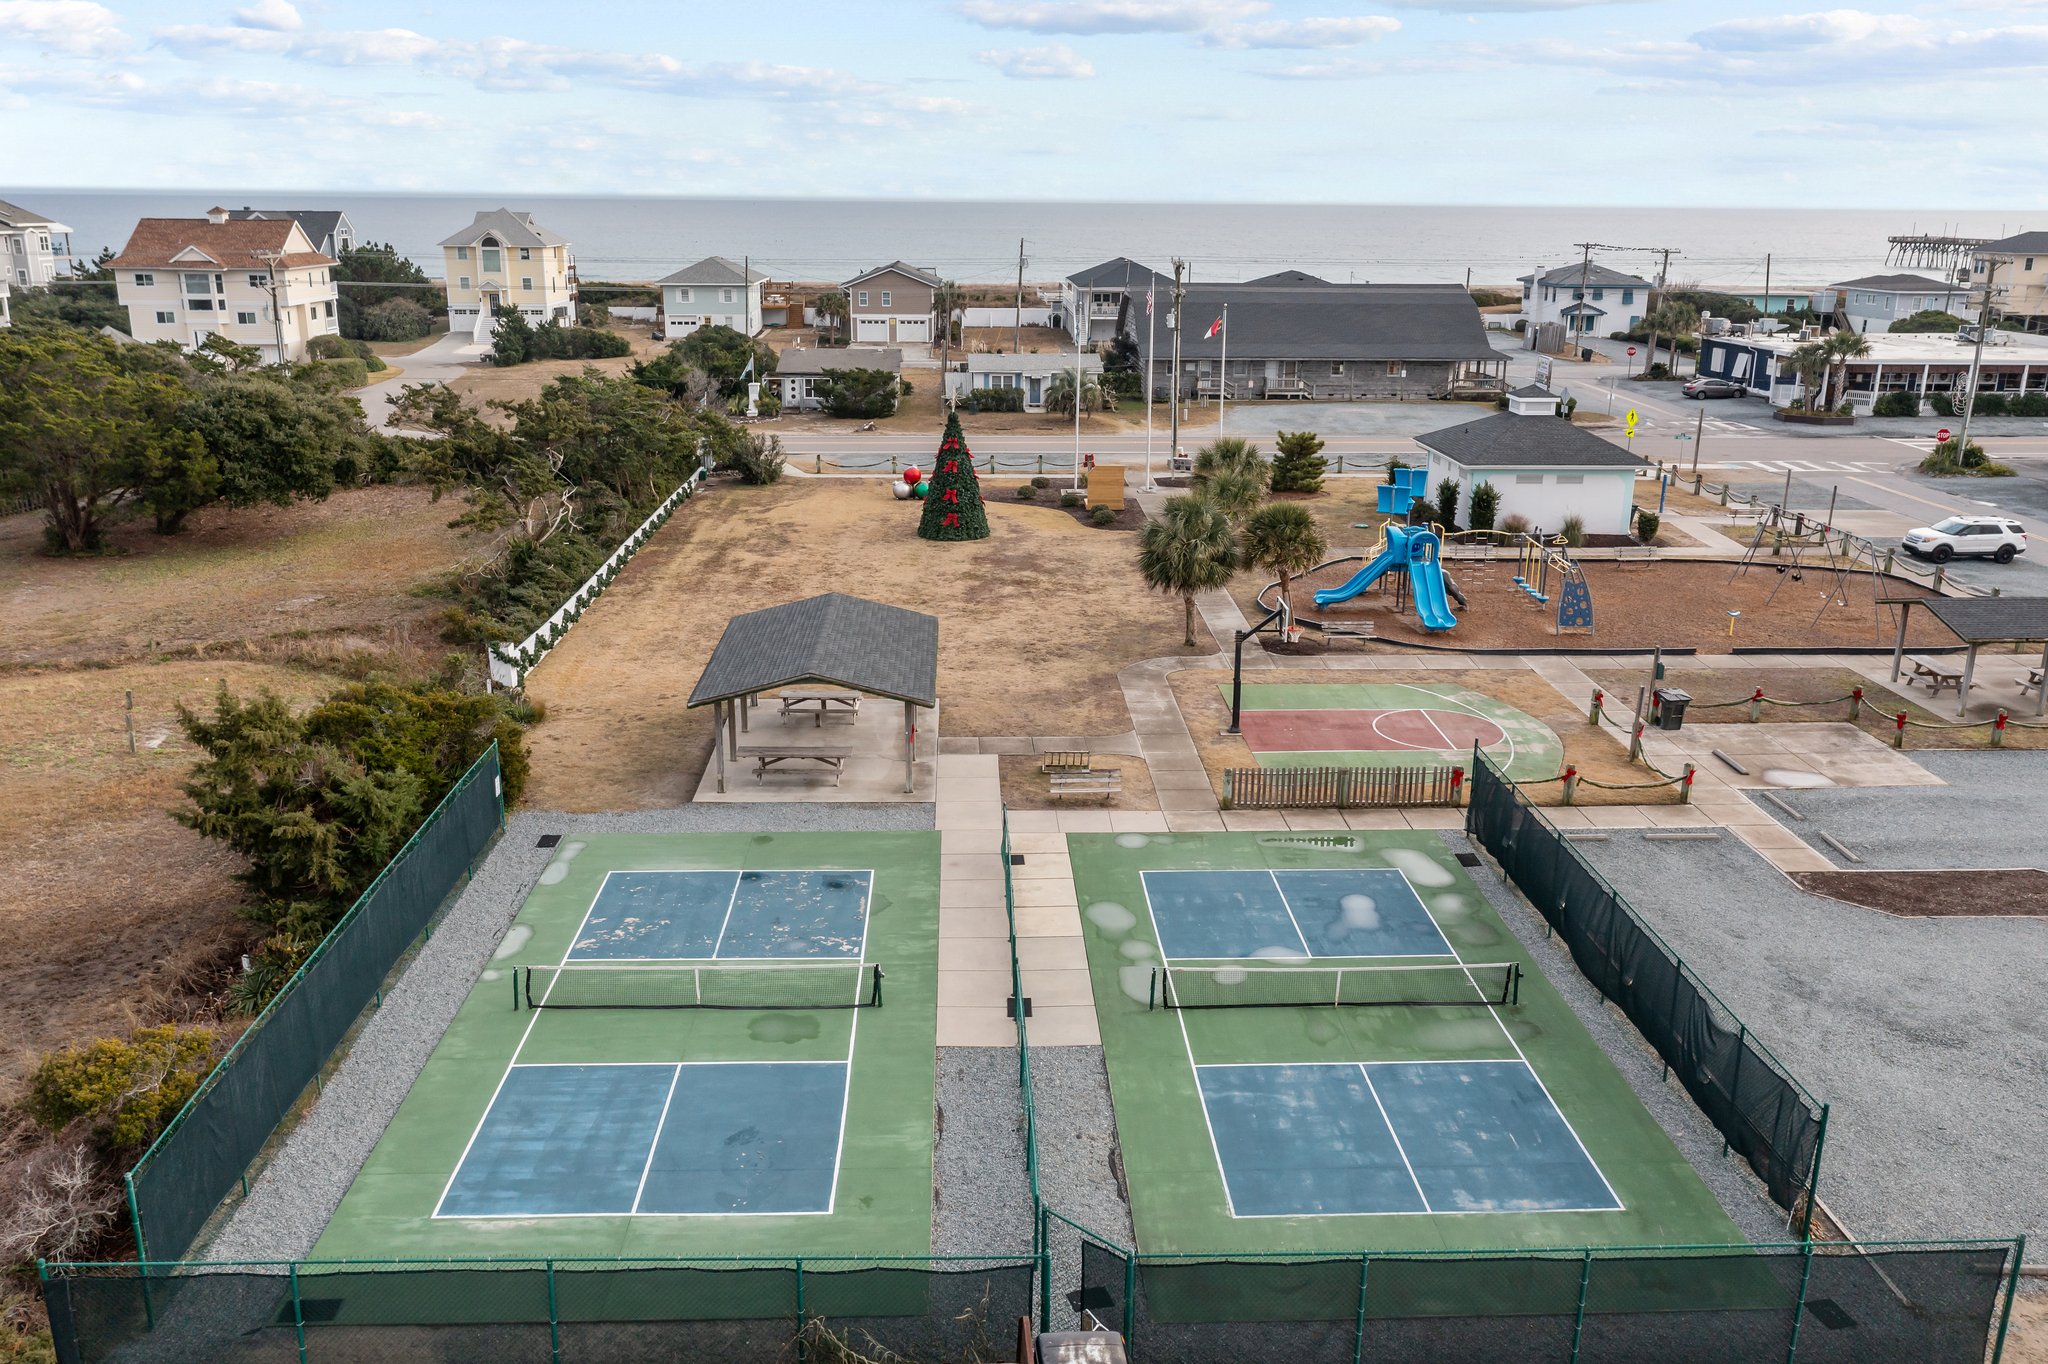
[1146,284,1154,316]
[1203,316,1224,339]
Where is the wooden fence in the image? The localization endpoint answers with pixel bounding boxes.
[1223,765,1464,810]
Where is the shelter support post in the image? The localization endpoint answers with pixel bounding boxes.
[741,693,751,733]
[904,700,915,794]
[1890,601,1912,683]
[2039,640,2047,717]
[1959,644,1978,719]
[727,697,740,762]
[715,700,728,794]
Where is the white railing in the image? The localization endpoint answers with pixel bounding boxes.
[486,470,706,689]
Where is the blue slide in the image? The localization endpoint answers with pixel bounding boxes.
[1311,525,1458,631]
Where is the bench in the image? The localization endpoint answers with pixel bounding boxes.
[779,688,862,727]
[734,745,854,785]
[1051,768,1122,801]
[1903,655,1963,695]
[1614,545,1657,566]
[2021,667,2044,697]
[1039,751,1092,774]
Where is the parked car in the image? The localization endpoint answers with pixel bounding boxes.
[1681,377,1745,399]
[1901,516,2028,564]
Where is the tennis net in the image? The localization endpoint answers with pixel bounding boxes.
[1153,961,1520,1010]
[522,962,883,1011]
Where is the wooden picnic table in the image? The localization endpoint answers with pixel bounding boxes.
[1903,654,1964,695]
[779,688,863,727]
[735,745,853,784]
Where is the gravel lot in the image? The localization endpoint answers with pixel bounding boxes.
[1440,832,1792,1247]
[933,1048,1033,1256]
[1763,750,2048,869]
[1567,829,2044,1258]
[208,802,932,1263]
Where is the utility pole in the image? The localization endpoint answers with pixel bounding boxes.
[1217,303,1229,432]
[257,250,286,365]
[1014,238,1026,355]
[1762,253,1773,320]
[1956,254,2009,458]
[1169,257,1185,470]
[1074,285,1088,488]
[1144,272,1158,492]
[1645,247,1672,375]
[1573,242,1593,356]
[743,254,751,337]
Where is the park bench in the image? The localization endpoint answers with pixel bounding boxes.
[1903,655,1964,696]
[1050,768,1122,802]
[735,745,853,785]
[1039,751,1092,775]
[779,688,862,727]
[1614,544,1657,566]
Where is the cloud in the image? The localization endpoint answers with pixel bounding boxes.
[232,0,302,32]
[955,0,1262,34]
[1691,9,1900,51]
[975,42,1096,76]
[0,0,126,55]
[1206,16,1398,46]
[1378,0,1639,9]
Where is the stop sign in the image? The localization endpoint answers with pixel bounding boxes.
[1937,428,1952,442]
[1627,346,1637,356]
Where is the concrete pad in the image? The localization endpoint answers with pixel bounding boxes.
[1108,811,1172,832]
[939,879,1007,909]
[1341,810,1410,829]
[1055,810,1116,834]
[1220,811,1290,831]
[1020,1007,1101,1046]
[1401,809,1464,829]
[935,806,1005,832]
[1694,798,1776,826]
[1542,806,1595,828]
[938,970,1014,1007]
[1015,902,1084,938]
[937,1007,1019,1048]
[1004,829,1070,857]
[1578,805,1658,828]
[1729,822,1812,851]
[937,780,1004,805]
[1017,968,1095,1006]
[1004,810,1061,833]
[1011,878,1080,910]
[1016,935,1088,972]
[1166,810,1227,831]
[937,754,1000,778]
[1283,811,1350,830]
[1642,804,1714,827]
[978,736,1036,755]
[1010,852,1074,881]
[1141,748,1208,772]
[1149,768,1218,793]
[938,902,1009,938]
[940,852,1002,881]
[939,937,1014,973]
[940,827,1006,857]
[1155,787,1221,813]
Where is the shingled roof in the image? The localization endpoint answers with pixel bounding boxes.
[688,593,938,708]
[436,209,569,249]
[657,255,766,287]
[1416,410,1643,469]
[1133,283,1494,365]
[108,218,332,272]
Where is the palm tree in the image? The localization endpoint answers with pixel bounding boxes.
[1191,437,1269,525]
[1822,330,1872,411]
[1240,503,1328,624]
[1790,342,1829,411]
[1137,495,1238,646]
[814,289,848,345]
[1045,370,1106,415]
[1641,301,1699,376]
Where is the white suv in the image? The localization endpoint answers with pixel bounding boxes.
[1901,515,2027,564]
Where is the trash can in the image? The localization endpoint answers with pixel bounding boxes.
[1653,687,1691,731]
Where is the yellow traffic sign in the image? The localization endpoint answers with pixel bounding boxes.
[1625,408,1638,426]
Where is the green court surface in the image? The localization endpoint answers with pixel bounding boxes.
[312,831,939,1261]
[1222,681,1563,783]
[1067,831,1744,1254]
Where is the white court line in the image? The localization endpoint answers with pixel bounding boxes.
[1355,1062,1431,1213]
[1140,869,1309,959]
[1267,869,1315,957]
[1272,866,1453,960]
[1140,882,1242,1219]
[568,867,876,963]
[628,1065,685,1214]
[708,873,745,959]
[1370,683,1521,778]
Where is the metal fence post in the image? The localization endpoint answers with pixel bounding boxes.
[1723,1024,1747,1157]
[1662,958,1686,1082]
[1570,1250,1592,1363]
[1038,1206,1052,1332]
[1123,1253,1137,1355]
[123,1172,154,1327]
[1993,1235,2027,1364]
[291,1262,308,1364]
[1350,1256,1370,1364]
[1799,1105,1828,1241]
[795,1257,806,1364]
[1784,1239,1815,1364]
[547,1259,562,1364]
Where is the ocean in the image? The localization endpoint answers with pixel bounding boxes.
[7,190,2034,290]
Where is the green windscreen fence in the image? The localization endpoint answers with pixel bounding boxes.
[42,1257,1038,1364]
[1464,751,1826,1219]
[125,744,504,1264]
[1064,1241,2019,1364]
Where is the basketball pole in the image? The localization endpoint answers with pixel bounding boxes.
[1228,604,1285,734]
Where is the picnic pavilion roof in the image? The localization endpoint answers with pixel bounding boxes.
[687,593,938,709]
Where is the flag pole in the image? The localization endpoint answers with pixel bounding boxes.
[1218,303,1229,432]
[1074,284,1088,490]
[1144,279,1157,492]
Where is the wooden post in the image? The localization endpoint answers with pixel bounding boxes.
[1889,600,1912,683]
[124,690,136,754]
[1958,643,1977,720]
[903,700,915,795]
[715,700,728,794]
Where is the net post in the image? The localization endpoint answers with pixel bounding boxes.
[291,1262,308,1364]
[513,966,521,1010]
[1148,967,1157,1011]
[1799,1105,1829,1241]
[872,965,885,1009]
[1350,1256,1370,1364]
[1993,1235,2026,1364]
[1122,1251,1137,1354]
[546,1259,562,1364]
[1784,1239,1815,1364]
[1570,1250,1592,1364]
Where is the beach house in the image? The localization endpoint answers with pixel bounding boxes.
[109,208,339,364]
[843,262,938,344]
[439,209,577,340]
[656,256,766,338]
[0,197,73,288]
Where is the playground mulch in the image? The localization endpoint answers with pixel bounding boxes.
[997,753,1157,811]
[1585,666,2048,752]
[1165,667,1669,806]
[1792,868,2048,918]
[1242,558,1946,654]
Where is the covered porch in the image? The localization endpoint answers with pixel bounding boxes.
[687,593,940,802]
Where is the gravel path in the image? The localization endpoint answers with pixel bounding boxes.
[1567,829,2045,1258]
[1030,1047,1135,1329]
[1441,831,1793,1247]
[1764,750,2048,869]
[933,1048,1033,1256]
[208,803,931,1263]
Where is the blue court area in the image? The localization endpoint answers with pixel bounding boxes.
[572,869,872,960]
[437,1061,848,1217]
[1142,868,1451,960]
[1195,1061,1621,1217]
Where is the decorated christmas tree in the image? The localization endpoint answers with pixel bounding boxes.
[916,411,991,541]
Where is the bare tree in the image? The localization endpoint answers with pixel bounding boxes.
[0,1137,121,1263]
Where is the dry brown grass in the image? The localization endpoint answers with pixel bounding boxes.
[519,478,1213,810]
[1164,665,1665,806]
[445,324,667,413]
[998,754,1157,811]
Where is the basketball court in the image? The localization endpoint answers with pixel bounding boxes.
[1223,682,1563,783]
[313,832,938,1260]
[1068,831,1744,1253]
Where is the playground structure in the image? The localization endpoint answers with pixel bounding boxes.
[1508,533,1595,634]
[1728,512,1900,642]
[1311,525,1460,630]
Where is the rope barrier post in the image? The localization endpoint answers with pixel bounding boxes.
[1893,712,1907,749]
[1933,563,1945,592]
[1681,763,1696,804]
[1749,688,1764,723]
[1991,709,2008,747]
[1588,689,1603,726]
[1562,766,1579,805]
[1849,686,1862,721]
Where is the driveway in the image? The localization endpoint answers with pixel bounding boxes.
[350,331,489,434]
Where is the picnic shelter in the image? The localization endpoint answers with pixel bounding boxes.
[1886,595,2048,718]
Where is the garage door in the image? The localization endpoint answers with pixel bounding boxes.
[893,316,931,343]
[854,316,890,342]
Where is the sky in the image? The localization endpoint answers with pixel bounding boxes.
[1,0,2044,206]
